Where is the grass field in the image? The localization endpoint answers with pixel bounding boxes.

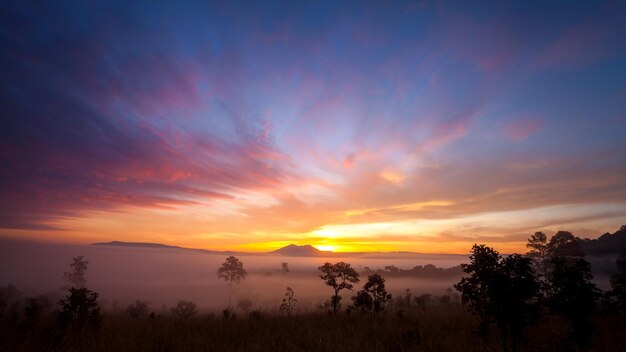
[2,304,626,352]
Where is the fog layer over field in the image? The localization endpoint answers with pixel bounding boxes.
[0,240,468,312]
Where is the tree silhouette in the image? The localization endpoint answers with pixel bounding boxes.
[491,254,540,352]
[58,287,101,330]
[548,231,585,258]
[526,231,549,277]
[217,256,247,308]
[125,300,150,319]
[279,286,297,317]
[414,293,432,312]
[610,249,626,310]
[455,244,501,336]
[352,273,392,313]
[281,262,290,275]
[318,262,359,313]
[24,295,51,326]
[456,246,540,351]
[171,300,198,320]
[547,256,600,350]
[63,256,88,288]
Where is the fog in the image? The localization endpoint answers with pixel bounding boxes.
[0,240,468,312]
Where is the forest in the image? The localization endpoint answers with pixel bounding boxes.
[1,226,626,352]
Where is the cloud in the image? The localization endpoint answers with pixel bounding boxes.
[535,2,626,69]
[503,117,543,142]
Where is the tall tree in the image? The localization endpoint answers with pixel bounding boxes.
[455,244,501,336]
[217,256,247,308]
[456,246,541,352]
[364,273,392,313]
[58,287,101,330]
[526,231,549,277]
[492,254,540,352]
[610,249,626,310]
[63,256,88,288]
[547,231,584,258]
[351,273,392,313]
[318,262,359,313]
[548,256,600,350]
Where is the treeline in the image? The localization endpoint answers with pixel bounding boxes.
[1,226,626,351]
[362,264,462,279]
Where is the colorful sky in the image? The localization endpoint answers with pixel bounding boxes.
[1,1,626,253]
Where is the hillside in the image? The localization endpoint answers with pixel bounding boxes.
[271,244,328,257]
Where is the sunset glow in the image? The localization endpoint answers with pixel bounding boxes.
[1,1,626,254]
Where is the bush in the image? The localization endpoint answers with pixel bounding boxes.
[58,287,101,330]
[171,300,198,320]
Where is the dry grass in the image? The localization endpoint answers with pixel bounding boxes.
[2,306,626,351]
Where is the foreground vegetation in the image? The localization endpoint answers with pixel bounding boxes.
[2,226,626,351]
[2,305,626,352]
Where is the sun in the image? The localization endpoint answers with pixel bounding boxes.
[314,244,337,252]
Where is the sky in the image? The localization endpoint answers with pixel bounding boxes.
[1,1,626,254]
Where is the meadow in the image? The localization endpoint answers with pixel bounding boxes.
[2,303,626,351]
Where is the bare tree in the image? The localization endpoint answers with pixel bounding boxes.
[279,286,297,317]
[217,256,247,308]
[318,262,359,313]
[63,256,88,288]
[281,262,290,275]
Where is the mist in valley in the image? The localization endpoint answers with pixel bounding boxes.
[0,239,467,313]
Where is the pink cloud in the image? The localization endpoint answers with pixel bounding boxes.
[503,117,543,142]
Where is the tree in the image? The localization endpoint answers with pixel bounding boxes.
[352,290,373,313]
[24,295,51,326]
[610,249,626,310]
[171,300,198,320]
[547,231,584,258]
[279,286,297,317]
[491,254,540,352]
[547,256,600,350]
[318,262,360,313]
[63,256,88,288]
[217,256,247,308]
[526,231,549,277]
[352,273,392,313]
[455,244,501,336]
[456,246,541,352]
[281,262,290,275]
[58,287,101,330]
[126,300,150,319]
[414,293,432,312]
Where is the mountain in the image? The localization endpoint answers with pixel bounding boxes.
[91,241,331,257]
[580,225,626,256]
[272,244,329,257]
[93,241,183,249]
[92,241,233,254]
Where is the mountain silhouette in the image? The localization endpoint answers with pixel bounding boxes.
[272,244,328,257]
[580,225,626,256]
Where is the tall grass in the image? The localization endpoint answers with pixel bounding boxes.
[2,305,626,351]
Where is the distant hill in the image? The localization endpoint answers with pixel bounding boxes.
[91,241,233,254]
[93,241,183,249]
[580,225,626,256]
[91,241,333,257]
[272,244,329,257]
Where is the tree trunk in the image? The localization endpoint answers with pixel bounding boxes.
[228,280,232,308]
